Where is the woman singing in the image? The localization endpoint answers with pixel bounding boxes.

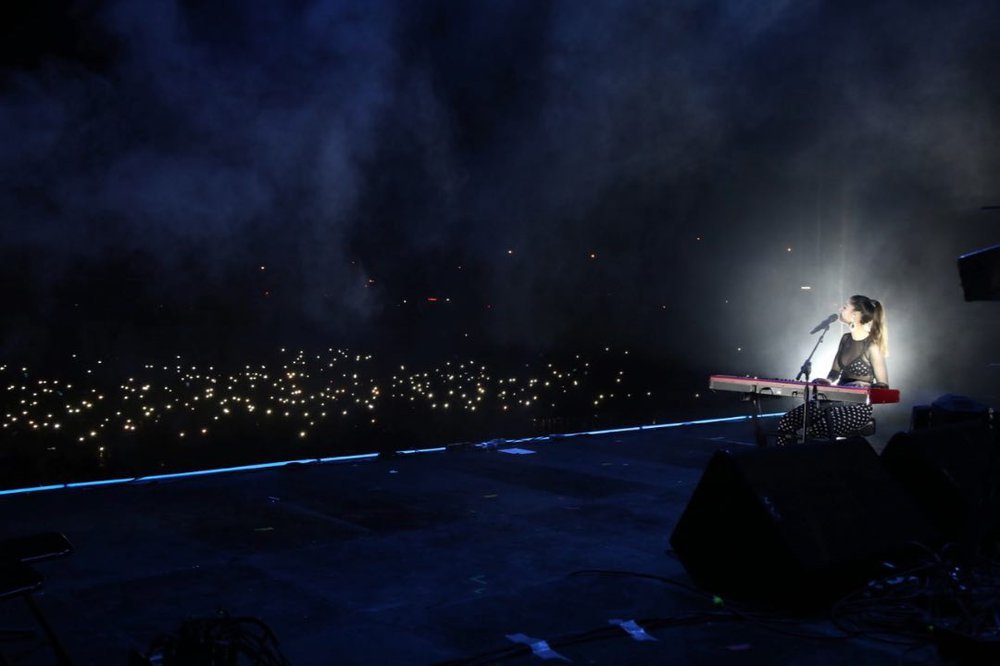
[776,295,889,445]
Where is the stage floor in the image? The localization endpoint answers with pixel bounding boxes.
[0,417,937,665]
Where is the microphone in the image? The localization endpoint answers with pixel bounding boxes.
[809,314,838,334]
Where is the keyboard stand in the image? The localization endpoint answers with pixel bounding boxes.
[0,532,74,665]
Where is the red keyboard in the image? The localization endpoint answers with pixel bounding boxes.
[709,374,900,405]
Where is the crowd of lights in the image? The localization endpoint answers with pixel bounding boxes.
[0,347,666,457]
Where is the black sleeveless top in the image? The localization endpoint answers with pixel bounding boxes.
[827,333,875,384]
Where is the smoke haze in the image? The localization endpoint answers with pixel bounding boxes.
[1,0,997,411]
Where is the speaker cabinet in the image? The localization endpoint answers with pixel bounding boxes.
[669,438,935,604]
[957,243,1000,301]
[881,423,999,546]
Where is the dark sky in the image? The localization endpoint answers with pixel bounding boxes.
[1,0,998,404]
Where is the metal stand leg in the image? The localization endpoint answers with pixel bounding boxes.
[751,396,767,447]
[23,595,73,665]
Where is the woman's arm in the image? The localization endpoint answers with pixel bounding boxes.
[869,343,889,386]
[826,335,845,382]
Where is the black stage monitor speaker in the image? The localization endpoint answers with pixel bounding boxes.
[669,438,935,605]
[957,243,1000,301]
[881,422,999,547]
[910,394,993,431]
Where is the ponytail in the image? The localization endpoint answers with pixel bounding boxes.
[870,300,888,358]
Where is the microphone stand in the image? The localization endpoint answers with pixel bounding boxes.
[795,325,831,444]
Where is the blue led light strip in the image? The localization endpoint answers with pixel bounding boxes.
[0,412,780,496]
[500,412,784,443]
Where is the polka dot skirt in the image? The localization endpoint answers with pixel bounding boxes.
[777,401,873,445]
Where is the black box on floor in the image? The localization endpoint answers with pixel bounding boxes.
[911,394,993,431]
[669,438,936,606]
[881,422,1000,547]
